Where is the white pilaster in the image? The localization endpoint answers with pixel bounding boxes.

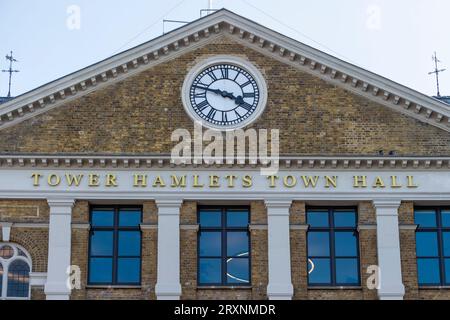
[265,199,294,300]
[0,222,13,241]
[373,199,405,300]
[155,199,183,300]
[44,198,74,300]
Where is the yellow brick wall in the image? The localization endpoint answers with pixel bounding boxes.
[0,36,448,155]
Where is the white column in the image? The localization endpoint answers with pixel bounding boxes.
[265,200,294,300]
[155,199,183,300]
[44,198,74,300]
[373,199,405,300]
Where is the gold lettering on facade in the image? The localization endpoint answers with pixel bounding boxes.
[209,175,220,188]
[31,173,42,186]
[171,175,186,188]
[152,175,166,187]
[225,175,237,188]
[353,176,367,188]
[324,176,338,188]
[88,174,100,187]
[407,175,418,188]
[133,174,147,187]
[193,175,204,188]
[283,175,297,188]
[242,175,252,188]
[301,176,319,188]
[390,176,402,188]
[66,174,84,187]
[106,174,117,187]
[372,176,386,188]
[48,174,61,187]
[267,175,279,188]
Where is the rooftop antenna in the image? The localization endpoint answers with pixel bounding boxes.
[429,51,446,97]
[1,51,19,98]
[200,0,217,17]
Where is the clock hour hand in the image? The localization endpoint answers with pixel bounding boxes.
[193,85,244,104]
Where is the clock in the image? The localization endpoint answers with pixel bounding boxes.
[182,56,267,130]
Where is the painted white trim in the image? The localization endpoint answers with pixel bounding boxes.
[1,155,449,170]
[265,199,294,300]
[0,243,32,299]
[44,199,74,300]
[373,199,405,300]
[29,272,47,287]
[181,55,268,130]
[0,222,12,241]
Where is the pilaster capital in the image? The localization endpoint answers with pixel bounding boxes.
[372,199,401,210]
[47,198,75,216]
[155,199,183,208]
[265,199,292,216]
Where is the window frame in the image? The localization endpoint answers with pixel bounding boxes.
[197,205,251,287]
[306,206,361,287]
[0,243,32,300]
[415,206,450,287]
[88,205,143,286]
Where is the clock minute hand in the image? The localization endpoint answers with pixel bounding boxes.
[193,85,223,95]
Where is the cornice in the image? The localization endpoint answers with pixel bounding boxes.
[0,9,449,132]
[0,155,448,170]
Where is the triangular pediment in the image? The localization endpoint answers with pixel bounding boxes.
[0,8,449,133]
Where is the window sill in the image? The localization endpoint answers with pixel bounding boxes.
[308,286,362,290]
[85,285,142,289]
[197,286,252,290]
[419,286,450,290]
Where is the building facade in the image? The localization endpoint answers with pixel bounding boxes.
[0,9,450,300]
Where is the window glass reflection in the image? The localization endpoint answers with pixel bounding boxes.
[308,232,330,257]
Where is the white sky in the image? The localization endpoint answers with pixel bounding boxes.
[1,0,449,97]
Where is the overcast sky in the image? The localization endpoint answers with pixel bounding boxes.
[1,0,449,98]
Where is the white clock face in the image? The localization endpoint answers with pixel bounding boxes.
[182,56,267,130]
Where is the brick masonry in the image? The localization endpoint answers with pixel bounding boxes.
[0,35,448,155]
[0,35,449,300]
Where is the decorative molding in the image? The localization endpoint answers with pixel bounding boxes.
[0,10,448,133]
[0,155,449,169]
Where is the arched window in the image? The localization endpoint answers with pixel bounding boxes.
[0,243,32,300]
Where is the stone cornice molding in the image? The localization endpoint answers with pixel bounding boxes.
[0,155,449,170]
[0,10,449,132]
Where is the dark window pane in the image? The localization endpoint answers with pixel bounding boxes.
[199,258,222,284]
[334,210,356,227]
[444,232,450,257]
[417,258,441,285]
[335,232,358,257]
[308,258,331,284]
[91,210,114,227]
[227,232,249,256]
[89,258,113,283]
[442,210,450,227]
[227,210,249,227]
[445,259,450,284]
[0,245,14,259]
[307,210,329,228]
[118,231,141,256]
[119,210,141,227]
[414,210,437,228]
[117,258,140,284]
[199,232,221,257]
[90,231,113,256]
[227,258,249,284]
[308,232,330,257]
[336,258,359,285]
[416,232,439,257]
[6,260,30,298]
[199,210,222,227]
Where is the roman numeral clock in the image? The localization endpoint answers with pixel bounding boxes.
[182,56,268,130]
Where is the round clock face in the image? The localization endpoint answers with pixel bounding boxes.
[182,56,267,130]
